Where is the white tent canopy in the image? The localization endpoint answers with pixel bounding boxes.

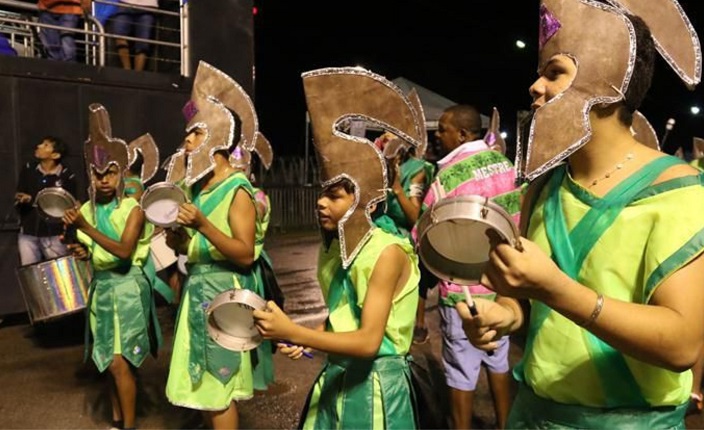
[364,76,488,131]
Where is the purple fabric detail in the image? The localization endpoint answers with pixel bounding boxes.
[92,145,110,170]
[182,100,199,122]
[539,4,561,50]
[485,132,496,146]
[231,145,244,160]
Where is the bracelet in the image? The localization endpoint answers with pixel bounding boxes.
[579,292,604,328]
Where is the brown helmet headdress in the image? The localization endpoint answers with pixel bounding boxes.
[515,0,701,182]
[166,61,258,185]
[127,133,160,183]
[302,67,426,267]
[84,103,130,210]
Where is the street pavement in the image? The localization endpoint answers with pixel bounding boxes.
[0,229,703,429]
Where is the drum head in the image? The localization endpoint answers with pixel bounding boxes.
[417,195,518,285]
[206,289,267,351]
[141,182,187,228]
[36,188,77,219]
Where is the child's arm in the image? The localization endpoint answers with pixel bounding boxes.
[255,244,408,358]
[63,206,145,260]
[177,188,256,268]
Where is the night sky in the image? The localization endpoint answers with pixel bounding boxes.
[251,0,704,158]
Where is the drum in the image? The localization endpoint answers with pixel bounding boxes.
[35,187,78,219]
[206,289,267,351]
[416,195,522,285]
[149,230,178,271]
[140,182,187,228]
[16,255,92,324]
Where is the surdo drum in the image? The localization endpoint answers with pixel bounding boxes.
[140,182,187,228]
[416,195,522,285]
[16,255,92,324]
[206,289,267,351]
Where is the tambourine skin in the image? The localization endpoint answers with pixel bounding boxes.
[206,289,267,352]
[416,195,520,285]
[140,181,187,228]
[35,187,78,219]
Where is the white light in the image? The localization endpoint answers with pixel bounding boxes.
[500,131,508,139]
[516,40,526,49]
[691,106,701,115]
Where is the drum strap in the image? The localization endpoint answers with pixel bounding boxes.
[516,156,683,407]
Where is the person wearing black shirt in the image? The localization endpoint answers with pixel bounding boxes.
[15,136,77,265]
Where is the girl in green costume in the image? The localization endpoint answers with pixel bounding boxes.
[458,2,704,428]
[382,135,436,346]
[63,104,160,430]
[164,126,259,429]
[254,179,420,429]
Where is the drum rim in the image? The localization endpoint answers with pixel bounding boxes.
[205,289,267,351]
[35,187,78,218]
[140,181,187,227]
[416,194,520,285]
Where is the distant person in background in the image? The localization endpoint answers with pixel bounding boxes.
[0,33,17,56]
[15,136,76,266]
[412,104,520,429]
[109,0,158,71]
[376,131,436,345]
[37,0,91,61]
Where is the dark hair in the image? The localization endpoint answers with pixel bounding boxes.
[620,14,655,125]
[444,104,482,136]
[42,135,68,160]
[129,150,144,175]
[328,177,355,194]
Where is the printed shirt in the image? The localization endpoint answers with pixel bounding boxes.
[411,139,521,306]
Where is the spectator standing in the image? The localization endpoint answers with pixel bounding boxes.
[109,0,158,71]
[15,136,77,266]
[37,0,91,61]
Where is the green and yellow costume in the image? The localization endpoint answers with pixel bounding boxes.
[300,227,420,429]
[165,171,269,410]
[78,197,161,372]
[385,157,434,235]
[511,156,704,428]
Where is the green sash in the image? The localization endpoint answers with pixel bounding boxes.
[515,156,683,407]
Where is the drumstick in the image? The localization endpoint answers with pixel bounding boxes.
[279,341,314,359]
[460,284,495,356]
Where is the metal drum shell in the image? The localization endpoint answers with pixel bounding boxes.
[35,187,78,220]
[206,289,267,352]
[416,195,520,286]
[140,182,187,228]
[16,255,92,324]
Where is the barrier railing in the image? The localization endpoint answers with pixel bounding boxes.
[267,186,321,232]
[0,0,187,75]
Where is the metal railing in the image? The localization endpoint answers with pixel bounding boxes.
[0,0,189,75]
[268,186,321,231]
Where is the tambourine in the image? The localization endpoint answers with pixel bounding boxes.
[140,181,187,228]
[416,195,522,285]
[35,187,78,219]
[206,289,267,351]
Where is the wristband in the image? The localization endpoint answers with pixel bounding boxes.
[579,293,604,328]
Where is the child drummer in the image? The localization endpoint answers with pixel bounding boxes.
[162,61,265,429]
[254,67,426,429]
[63,103,162,430]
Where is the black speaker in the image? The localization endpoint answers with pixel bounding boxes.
[188,0,254,97]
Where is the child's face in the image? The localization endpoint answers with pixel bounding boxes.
[91,164,120,198]
[316,183,355,232]
[529,54,577,110]
[184,127,207,155]
[34,139,59,161]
